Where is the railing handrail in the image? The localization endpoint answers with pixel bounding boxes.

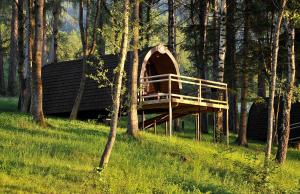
[140,73,227,87]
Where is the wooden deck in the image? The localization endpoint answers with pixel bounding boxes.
[138,74,229,144]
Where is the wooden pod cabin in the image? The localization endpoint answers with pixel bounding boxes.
[42,45,181,118]
[247,100,300,144]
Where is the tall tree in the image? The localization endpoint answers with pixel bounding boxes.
[32,0,46,126]
[70,0,90,120]
[212,0,219,81]
[276,17,296,164]
[70,0,101,119]
[7,0,18,96]
[225,0,239,133]
[23,0,34,112]
[50,0,62,63]
[237,0,250,146]
[198,0,209,134]
[168,0,176,55]
[128,0,140,137]
[17,0,27,112]
[99,0,130,169]
[216,0,227,141]
[265,0,287,160]
[0,27,5,96]
[97,0,106,56]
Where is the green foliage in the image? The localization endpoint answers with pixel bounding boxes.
[57,31,81,61]
[0,98,299,193]
[292,84,300,103]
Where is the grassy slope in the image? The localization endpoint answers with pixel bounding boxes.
[0,98,299,194]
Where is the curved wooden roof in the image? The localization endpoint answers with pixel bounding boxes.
[140,45,181,84]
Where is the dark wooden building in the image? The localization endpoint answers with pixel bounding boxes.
[247,100,300,144]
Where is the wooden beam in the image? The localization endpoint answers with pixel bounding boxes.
[226,108,229,146]
[168,74,172,137]
[142,111,145,130]
[199,112,202,141]
[154,120,157,134]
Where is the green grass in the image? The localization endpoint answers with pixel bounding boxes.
[0,98,299,193]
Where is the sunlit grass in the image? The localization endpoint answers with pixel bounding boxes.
[0,97,299,193]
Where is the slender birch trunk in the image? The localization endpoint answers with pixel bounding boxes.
[70,0,90,120]
[32,0,45,126]
[99,0,130,169]
[128,0,140,137]
[216,0,226,141]
[265,0,287,160]
[212,0,219,81]
[276,18,295,164]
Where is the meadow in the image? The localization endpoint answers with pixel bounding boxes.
[0,98,299,193]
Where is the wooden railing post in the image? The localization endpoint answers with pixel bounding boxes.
[199,79,202,103]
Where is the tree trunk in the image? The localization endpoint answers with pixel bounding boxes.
[276,19,295,164]
[99,0,130,169]
[22,0,34,113]
[51,0,61,63]
[198,0,209,134]
[265,0,287,160]
[98,0,105,56]
[238,0,250,147]
[17,0,27,112]
[225,0,238,133]
[0,30,5,96]
[70,0,90,120]
[216,0,226,142]
[212,0,219,81]
[145,0,153,47]
[168,0,176,55]
[7,0,19,96]
[257,67,266,97]
[32,0,45,126]
[128,0,139,137]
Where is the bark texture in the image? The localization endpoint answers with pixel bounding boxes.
[17,0,27,112]
[225,0,239,133]
[216,0,226,141]
[128,0,140,137]
[32,0,45,126]
[198,0,209,134]
[238,0,250,146]
[7,0,19,96]
[168,0,176,55]
[99,0,130,169]
[266,0,287,160]
[276,19,295,164]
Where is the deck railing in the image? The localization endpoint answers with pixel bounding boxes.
[139,74,228,108]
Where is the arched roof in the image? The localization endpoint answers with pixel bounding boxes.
[139,45,181,89]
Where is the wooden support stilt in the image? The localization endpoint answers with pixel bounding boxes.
[165,122,168,135]
[199,112,202,141]
[226,108,229,146]
[195,114,198,141]
[154,120,157,134]
[213,112,216,143]
[142,111,145,130]
[168,74,172,137]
